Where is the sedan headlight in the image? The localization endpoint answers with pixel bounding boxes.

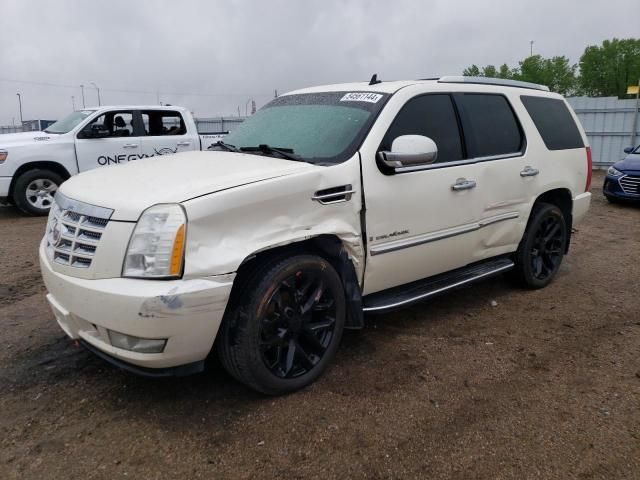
[607,166,624,177]
[0,150,7,164]
[123,204,186,278]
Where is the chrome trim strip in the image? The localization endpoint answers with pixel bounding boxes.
[370,211,519,256]
[363,261,515,312]
[55,192,114,219]
[394,152,523,173]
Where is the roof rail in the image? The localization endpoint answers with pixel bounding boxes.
[437,76,550,92]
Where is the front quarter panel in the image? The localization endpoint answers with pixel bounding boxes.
[182,156,364,280]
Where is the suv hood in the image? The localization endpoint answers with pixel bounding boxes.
[59,150,316,221]
[615,154,640,173]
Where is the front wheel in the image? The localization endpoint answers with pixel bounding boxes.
[13,169,62,216]
[512,203,567,289]
[218,254,346,395]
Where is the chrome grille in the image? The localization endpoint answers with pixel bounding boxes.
[45,193,113,269]
[619,175,640,195]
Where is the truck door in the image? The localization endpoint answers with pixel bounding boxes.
[360,92,482,295]
[75,110,142,171]
[139,110,198,158]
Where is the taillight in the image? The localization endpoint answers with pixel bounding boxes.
[585,146,592,192]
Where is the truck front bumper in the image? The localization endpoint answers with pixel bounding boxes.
[40,241,235,372]
[0,176,11,202]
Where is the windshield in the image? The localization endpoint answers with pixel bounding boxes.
[44,110,96,134]
[222,92,389,163]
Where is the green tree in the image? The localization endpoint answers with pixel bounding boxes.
[462,55,577,95]
[579,38,640,97]
[514,55,577,95]
[462,65,481,76]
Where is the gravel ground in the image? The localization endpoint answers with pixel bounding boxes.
[0,171,639,480]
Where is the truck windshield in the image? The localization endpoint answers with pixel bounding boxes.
[222,92,389,164]
[44,110,96,134]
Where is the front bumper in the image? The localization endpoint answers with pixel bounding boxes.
[603,174,640,201]
[40,241,235,371]
[0,176,11,200]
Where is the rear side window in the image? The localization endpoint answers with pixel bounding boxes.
[380,94,464,163]
[141,111,187,136]
[520,96,584,150]
[456,94,524,158]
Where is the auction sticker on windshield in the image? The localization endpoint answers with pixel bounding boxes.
[340,92,383,103]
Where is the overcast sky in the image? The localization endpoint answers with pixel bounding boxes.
[1,0,638,125]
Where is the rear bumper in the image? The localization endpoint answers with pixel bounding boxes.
[572,192,591,225]
[40,240,235,371]
[603,175,640,201]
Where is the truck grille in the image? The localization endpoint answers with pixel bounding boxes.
[46,193,113,269]
[619,175,640,195]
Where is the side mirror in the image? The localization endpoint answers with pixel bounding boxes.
[623,147,634,154]
[79,124,110,139]
[378,135,438,170]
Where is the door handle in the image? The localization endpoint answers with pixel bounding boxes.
[177,141,191,147]
[451,178,477,191]
[520,166,539,177]
[123,143,138,149]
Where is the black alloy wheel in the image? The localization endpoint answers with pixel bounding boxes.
[218,254,346,395]
[259,269,337,379]
[512,203,567,289]
[529,213,565,281]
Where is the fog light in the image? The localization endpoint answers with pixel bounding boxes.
[108,330,167,353]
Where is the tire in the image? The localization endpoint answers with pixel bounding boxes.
[605,195,619,204]
[13,169,62,216]
[218,254,346,395]
[512,202,567,289]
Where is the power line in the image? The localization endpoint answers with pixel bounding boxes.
[0,77,272,98]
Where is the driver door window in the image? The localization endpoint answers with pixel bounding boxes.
[380,94,464,166]
[75,110,141,173]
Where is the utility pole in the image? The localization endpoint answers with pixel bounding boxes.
[90,82,101,106]
[80,84,86,108]
[71,96,76,111]
[16,93,23,125]
[530,40,534,57]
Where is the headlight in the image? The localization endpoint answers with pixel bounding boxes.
[607,166,623,177]
[0,150,7,164]
[123,204,186,279]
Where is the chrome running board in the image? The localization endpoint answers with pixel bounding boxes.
[362,257,514,313]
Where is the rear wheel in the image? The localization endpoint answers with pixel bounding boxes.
[218,254,346,395]
[512,203,567,289]
[13,169,62,216]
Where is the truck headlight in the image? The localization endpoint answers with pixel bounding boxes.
[607,166,623,177]
[123,204,186,279]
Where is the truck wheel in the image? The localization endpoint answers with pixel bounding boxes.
[13,169,62,216]
[218,254,346,395]
[512,202,567,289]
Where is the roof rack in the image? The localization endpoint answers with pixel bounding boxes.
[437,76,550,92]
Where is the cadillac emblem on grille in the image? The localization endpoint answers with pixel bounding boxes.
[45,193,114,269]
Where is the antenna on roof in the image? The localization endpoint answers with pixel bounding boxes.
[369,73,382,85]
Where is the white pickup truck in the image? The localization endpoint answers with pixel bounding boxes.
[0,105,225,215]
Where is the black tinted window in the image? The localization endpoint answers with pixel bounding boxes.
[521,96,584,150]
[381,94,463,163]
[142,110,187,136]
[457,94,524,158]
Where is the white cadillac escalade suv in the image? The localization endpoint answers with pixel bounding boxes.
[40,76,592,394]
